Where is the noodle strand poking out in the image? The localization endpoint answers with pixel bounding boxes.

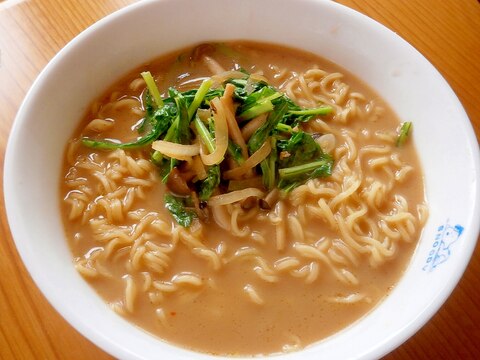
[62,41,427,356]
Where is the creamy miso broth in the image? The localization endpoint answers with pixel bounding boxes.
[61,42,427,355]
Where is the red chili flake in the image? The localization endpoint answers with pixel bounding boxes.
[170,311,177,316]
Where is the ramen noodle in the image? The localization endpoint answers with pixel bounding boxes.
[61,42,428,355]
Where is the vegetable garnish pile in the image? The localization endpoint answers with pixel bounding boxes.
[82,70,336,227]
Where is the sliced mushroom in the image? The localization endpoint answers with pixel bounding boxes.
[241,196,258,210]
[166,167,191,196]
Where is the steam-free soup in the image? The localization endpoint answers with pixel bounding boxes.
[61,42,427,355]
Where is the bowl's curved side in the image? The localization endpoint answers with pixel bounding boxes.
[4,0,480,359]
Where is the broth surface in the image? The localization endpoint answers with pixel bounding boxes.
[61,42,427,355]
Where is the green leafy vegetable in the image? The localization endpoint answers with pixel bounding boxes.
[396,121,412,147]
[239,100,274,121]
[278,131,322,166]
[260,137,277,190]
[188,78,212,120]
[277,131,333,190]
[278,158,333,190]
[194,115,215,153]
[169,88,191,145]
[141,71,163,108]
[144,89,155,113]
[198,165,220,201]
[283,105,333,126]
[236,82,283,121]
[164,194,196,227]
[227,140,244,165]
[248,100,289,153]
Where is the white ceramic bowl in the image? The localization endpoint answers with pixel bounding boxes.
[4,0,480,359]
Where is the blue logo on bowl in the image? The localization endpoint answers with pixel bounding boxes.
[423,221,464,272]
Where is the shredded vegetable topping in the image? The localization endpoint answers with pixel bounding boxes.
[82,70,334,226]
[396,121,412,147]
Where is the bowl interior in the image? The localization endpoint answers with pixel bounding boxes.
[4,0,480,359]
